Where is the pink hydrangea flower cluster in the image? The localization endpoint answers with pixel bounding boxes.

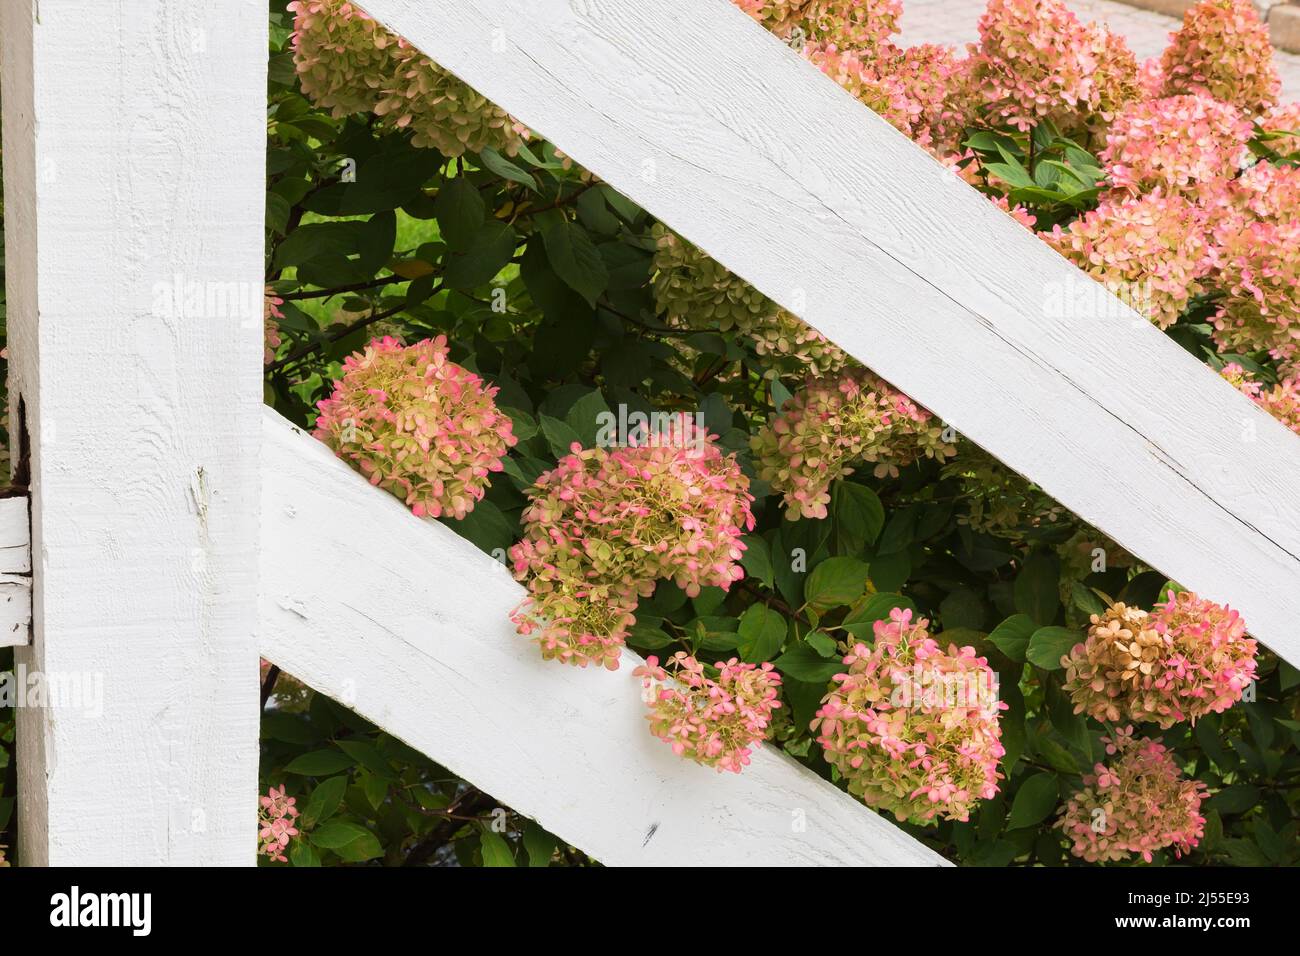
[651,226,848,375]
[805,41,973,155]
[734,0,902,52]
[1058,727,1208,863]
[314,336,517,520]
[633,652,782,773]
[812,608,1005,823]
[752,368,957,519]
[258,785,302,863]
[1209,231,1300,366]
[1048,191,1211,330]
[510,417,754,670]
[264,288,284,366]
[1221,363,1300,435]
[1062,594,1257,728]
[1221,152,1300,222]
[287,0,405,117]
[1100,94,1252,197]
[967,0,1138,145]
[1206,168,1300,365]
[1157,0,1279,114]
[1259,101,1300,158]
[288,0,523,157]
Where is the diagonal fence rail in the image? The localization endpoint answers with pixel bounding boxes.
[260,409,947,866]
[359,0,1300,670]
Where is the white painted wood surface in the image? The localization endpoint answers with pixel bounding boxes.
[0,496,31,647]
[260,409,947,866]
[0,0,266,864]
[360,0,1300,668]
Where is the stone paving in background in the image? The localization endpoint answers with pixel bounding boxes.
[898,0,1300,102]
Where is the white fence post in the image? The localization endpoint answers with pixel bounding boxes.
[0,0,266,864]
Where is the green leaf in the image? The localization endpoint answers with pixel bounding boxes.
[804,557,870,610]
[1220,837,1270,866]
[1196,715,1236,771]
[501,406,538,442]
[1209,785,1261,815]
[1033,735,1080,774]
[1026,626,1078,671]
[334,831,384,863]
[540,414,584,458]
[987,614,1036,663]
[564,389,612,448]
[940,587,986,631]
[448,498,516,555]
[479,828,517,867]
[443,221,518,290]
[289,840,321,867]
[692,587,727,616]
[700,392,732,436]
[284,750,356,777]
[522,821,557,867]
[842,592,916,635]
[737,604,786,663]
[543,221,609,307]
[627,620,673,650]
[1070,582,1106,617]
[434,177,486,252]
[985,161,1034,189]
[875,507,916,556]
[832,482,884,553]
[867,550,910,592]
[261,712,320,746]
[413,788,451,811]
[301,776,348,828]
[770,378,793,411]
[478,146,538,191]
[576,187,620,234]
[1118,570,1168,610]
[311,820,374,850]
[1006,772,1059,829]
[303,143,437,216]
[1280,660,1300,691]
[774,642,844,683]
[740,535,775,589]
[361,772,388,810]
[806,630,838,658]
[273,221,365,272]
[1014,553,1061,626]
[334,738,395,779]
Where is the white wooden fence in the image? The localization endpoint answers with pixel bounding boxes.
[1,0,1297,865]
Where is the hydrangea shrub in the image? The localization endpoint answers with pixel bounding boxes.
[110,0,1300,867]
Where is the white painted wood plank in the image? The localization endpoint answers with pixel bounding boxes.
[0,0,265,864]
[359,0,1300,667]
[260,409,947,867]
[0,496,31,647]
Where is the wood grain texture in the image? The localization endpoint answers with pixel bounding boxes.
[260,409,947,866]
[0,496,31,647]
[361,0,1300,667]
[1,1,265,864]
